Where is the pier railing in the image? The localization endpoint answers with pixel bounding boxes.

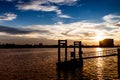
[60,48,118,61]
[82,49,118,59]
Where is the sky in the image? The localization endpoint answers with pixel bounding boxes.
[0,0,120,45]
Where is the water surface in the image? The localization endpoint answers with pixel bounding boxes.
[0,48,119,80]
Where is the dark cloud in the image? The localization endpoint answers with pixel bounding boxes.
[0,36,58,45]
[116,24,120,27]
[30,30,52,34]
[0,25,52,35]
[83,32,95,37]
[0,25,32,34]
[61,29,73,36]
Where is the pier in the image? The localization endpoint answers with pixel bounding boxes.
[56,40,83,69]
[56,39,120,74]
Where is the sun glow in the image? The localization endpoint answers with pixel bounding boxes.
[94,32,105,41]
[95,36,104,41]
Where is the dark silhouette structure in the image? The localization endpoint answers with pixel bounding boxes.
[99,39,114,47]
[117,48,120,78]
[57,40,83,69]
[73,41,83,61]
[58,40,67,62]
[0,43,59,48]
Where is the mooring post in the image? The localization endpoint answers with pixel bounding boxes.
[118,48,120,78]
[79,41,82,60]
[58,40,61,63]
[65,40,67,62]
[74,42,76,59]
[58,40,68,63]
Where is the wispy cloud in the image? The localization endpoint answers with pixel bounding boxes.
[24,14,120,43]
[16,0,77,18]
[17,1,58,12]
[0,0,14,2]
[6,0,14,2]
[0,13,17,21]
[103,14,120,22]
[103,14,120,28]
[48,0,77,5]
[0,25,52,35]
[58,14,72,18]
[1,14,120,44]
[0,25,31,34]
[54,21,63,25]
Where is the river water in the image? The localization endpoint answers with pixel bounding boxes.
[0,48,119,80]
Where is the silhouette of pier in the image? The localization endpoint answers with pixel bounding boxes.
[56,39,120,77]
[56,40,83,69]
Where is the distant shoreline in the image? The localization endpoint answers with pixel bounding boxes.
[0,46,119,49]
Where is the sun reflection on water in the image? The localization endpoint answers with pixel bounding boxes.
[96,48,102,52]
[96,48,104,79]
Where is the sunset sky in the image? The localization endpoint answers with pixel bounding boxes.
[0,0,120,45]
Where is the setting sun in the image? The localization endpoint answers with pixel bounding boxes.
[94,32,105,41]
[95,36,104,41]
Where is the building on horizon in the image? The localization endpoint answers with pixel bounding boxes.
[99,39,114,47]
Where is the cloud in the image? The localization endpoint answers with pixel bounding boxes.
[102,14,120,28]
[58,14,72,18]
[16,0,77,18]
[17,1,58,12]
[6,0,14,2]
[22,14,120,42]
[103,14,120,22]
[48,0,77,4]
[0,25,52,39]
[0,0,14,2]
[24,22,100,40]
[1,14,120,45]
[0,13,17,21]
[54,21,63,25]
[0,25,31,34]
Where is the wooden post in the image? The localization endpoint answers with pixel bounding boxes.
[74,42,76,59]
[118,48,120,78]
[58,40,61,63]
[79,42,82,60]
[65,40,67,62]
[71,52,75,60]
[58,40,67,63]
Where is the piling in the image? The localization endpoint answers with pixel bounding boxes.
[74,41,83,61]
[118,48,120,78]
[58,40,67,63]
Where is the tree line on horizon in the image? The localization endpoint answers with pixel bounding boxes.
[0,43,119,48]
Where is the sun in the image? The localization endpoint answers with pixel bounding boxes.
[94,32,105,41]
[95,36,104,41]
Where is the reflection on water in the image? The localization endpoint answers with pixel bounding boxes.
[96,48,104,79]
[96,48,103,56]
[57,67,86,80]
[96,48,102,52]
[0,48,119,80]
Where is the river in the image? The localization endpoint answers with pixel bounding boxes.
[0,48,119,80]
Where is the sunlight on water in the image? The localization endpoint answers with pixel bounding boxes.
[96,48,103,56]
[0,48,118,80]
[96,48,102,52]
[96,48,104,79]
